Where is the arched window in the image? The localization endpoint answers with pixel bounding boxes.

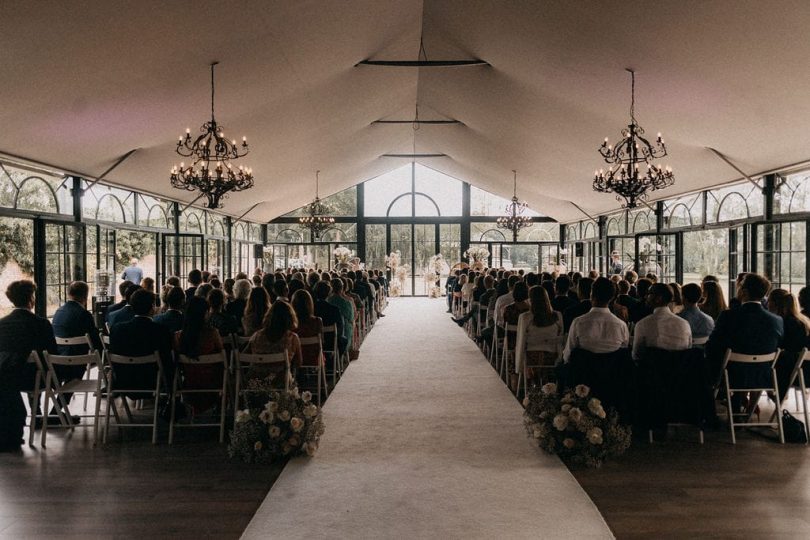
[716,193,749,222]
[667,203,692,228]
[15,176,60,213]
[275,228,303,243]
[632,212,652,233]
[146,204,171,229]
[566,224,579,241]
[95,193,126,223]
[233,222,247,241]
[583,222,597,239]
[182,210,204,233]
[478,228,507,242]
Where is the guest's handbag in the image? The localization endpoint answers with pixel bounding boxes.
[782,410,808,443]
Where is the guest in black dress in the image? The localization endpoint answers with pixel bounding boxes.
[768,289,810,400]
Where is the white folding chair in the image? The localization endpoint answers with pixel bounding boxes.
[54,333,99,412]
[500,324,519,384]
[786,348,810,444]
[321,324,342,384]
[517,336,564,400]
[299,335,329,406]
[104,352,164,444]
[234,351,290,421]
[170,351,229,444]
[489,310,502,368]
[42,347,104,447]
[23,352,47,447]
[721,348,784,444]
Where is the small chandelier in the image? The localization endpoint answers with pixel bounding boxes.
[170,62,254,209]
[496,170,532,242]
[592,69,674,208]
[299,170,335,240]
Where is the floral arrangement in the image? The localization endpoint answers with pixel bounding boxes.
[386,251,403,296]
[229,379,325,464]
[523,383,631,468]
[463,246,490,262]
[333,246,354,264]
[385,250,401,270]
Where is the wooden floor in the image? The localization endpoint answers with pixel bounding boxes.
[2,388,809,538]
[0,427,283,539]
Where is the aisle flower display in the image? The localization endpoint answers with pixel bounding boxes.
[463,246,490,264]
[334,246,354,269]
[386,250,402,296]
[523,383,631,468]
[424,254,447,297]
[229,378,325,464]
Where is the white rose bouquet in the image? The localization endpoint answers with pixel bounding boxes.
[229,378,325,464]
[523,383,631,468]
[333,246,354,264]
[463,246,490,263]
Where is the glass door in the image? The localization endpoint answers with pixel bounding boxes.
[163,233,204,287]
[753,221,807,294]
[390,224,413,296]
[635,233,680,283]
[43,222,85,317]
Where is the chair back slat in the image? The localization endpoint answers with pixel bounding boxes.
[725,349,780,365]
[43,351,101,366]
[107,352,161,365]
[237,352,288,365]
[55,335,92,347]
[177,351,227,365]
[299,335,324,367]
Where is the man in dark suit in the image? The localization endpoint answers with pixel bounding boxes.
[0,280,57,451]
[563,277,593,332]
[551,275,578,313]
[107,284,141,329]
[153,286,185,333]
[106,280,134,320]
[185,269,203,304]
[51,281,103,410]
[313,281,346,355]
[629,278,654,323]
[109,289,173,398]
[706,273,783,411]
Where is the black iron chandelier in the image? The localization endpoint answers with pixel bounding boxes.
[496,170,532,242]
[592,69,674,208]
[170,62,254,209]
[299,170,335,240]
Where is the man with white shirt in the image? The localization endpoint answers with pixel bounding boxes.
[632,283,692,361]
[563,277,629,362]
[494,274,521,323]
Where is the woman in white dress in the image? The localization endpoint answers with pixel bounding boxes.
[515,285,564,387]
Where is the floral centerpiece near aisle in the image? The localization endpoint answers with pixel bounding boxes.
[463,246,490,265]
[523,383,631,468]
[424,254,448,298]
[229,378,325,464]
[386,250,402,296]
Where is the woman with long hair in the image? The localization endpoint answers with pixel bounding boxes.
[242,286,270,337]
[699,280,728,321]
[207,288,239,337]
[173,296,224,412]
[246,300,302,385]
[291,289,323,339]
[515,285,564,388]
[668,282,684,314]
[769,289,810,400]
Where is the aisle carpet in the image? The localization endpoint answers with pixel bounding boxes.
[242,298,613,539]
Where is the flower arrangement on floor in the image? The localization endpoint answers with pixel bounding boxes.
[424,254,447,298]
[463,246,490,263]
[229,378,325,464]
[523,383,631,468]
[386,250,402,296]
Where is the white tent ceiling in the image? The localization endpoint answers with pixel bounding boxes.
[2,1,810,223]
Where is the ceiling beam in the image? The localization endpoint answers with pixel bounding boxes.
[381,153,448,158]
[83,148,139,191]
[706,147,762,189]
[356,59,489,67]
[372,119,463,125]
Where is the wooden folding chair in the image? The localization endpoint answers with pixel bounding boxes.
[42,347,104,447]
[721,348,784,444]
[170,351,229,444]
[299,335,329,406]
[104,352,164,444]
[234,351,290,420]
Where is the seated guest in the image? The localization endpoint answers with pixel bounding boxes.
[504,282,531,326]
[614,279,639,313]
[515,285,563,382]
[272,280,290,304]
[563,277,593,332]
[313,281,346,354]
[107,284,142,329]
[210,277,221,290]
[226,279,252,326]
[624,270,638,297]
[141,277,160,309]
[495,275,521,323]
[51,281,103,410]
[223,278,236,302]
[261,273,275,302]
[630,278,654,323]
[678,283,715,340]
[242,286,270,337]
[797,286,810,319]
[207,289,239,337]
[0,280,57,451]
[551,275,577,313]
[291,289,323,339]
[700,279,728,321]
[194,283,214,299]
[727,272,749,309]
[185,269,203,303]
[109,289,173,396]
[246,301,302,387]
[173,296,224,413]
[288,278,306,298]
[632,283,692,361]
[106,280,134,320]
[769,289,810,400]
[669,283,684,314]
[306,271,321,292]
[563,278,629,362]
[706,273,783,410]
[327,279,355,351]
[153,286,185,333]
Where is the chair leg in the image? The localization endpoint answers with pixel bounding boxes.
[773,369,785,444]
[122,399,134,423]
[801,372,810,445]
[41,378,51,449]
[93,376,103,446]
[724,372,736,444]
[28,377,41,447]
[169,372,178,445]
[104,381,114,445]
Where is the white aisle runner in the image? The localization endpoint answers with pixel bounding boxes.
[242,298,613,539]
